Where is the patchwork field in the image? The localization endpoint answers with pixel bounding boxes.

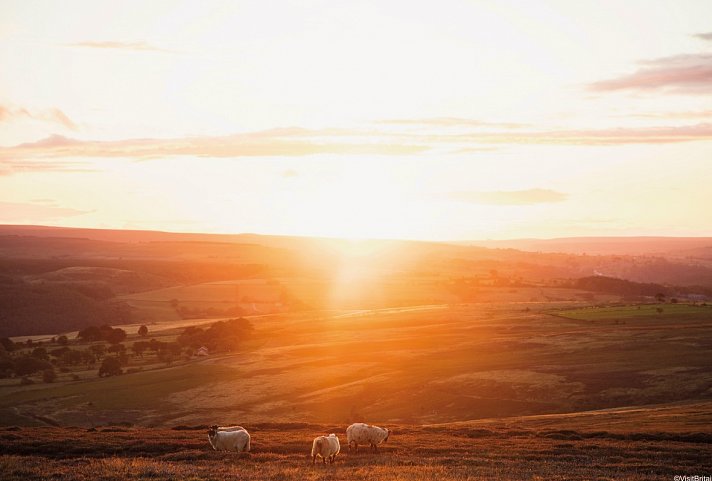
[2,299,711,428]
[556,303,712,322]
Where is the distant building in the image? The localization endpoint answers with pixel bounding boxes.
[196,346,209,356]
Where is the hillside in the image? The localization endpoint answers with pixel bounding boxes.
[2,225,712,337]
[1,402,710,481]
[2,301,711,427]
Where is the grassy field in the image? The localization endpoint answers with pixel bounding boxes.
[2,293,712,478]
[1,403,711,481]
[2,298,711,428]
[555,303,712,321]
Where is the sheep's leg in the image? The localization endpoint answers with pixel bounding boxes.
[322,456,326,465]
[312,454,316,464]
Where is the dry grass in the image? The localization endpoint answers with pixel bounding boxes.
[0,421,710,481]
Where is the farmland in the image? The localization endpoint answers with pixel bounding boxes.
[2,228,712,479]
[2,299,711,427]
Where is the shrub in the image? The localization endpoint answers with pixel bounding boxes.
[42,368,57,383]
[31,347,49,361]
[98,356,122,377]
[14,356,53,376]
[0,337,15,352]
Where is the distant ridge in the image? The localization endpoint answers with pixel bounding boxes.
[1,225,711,256]
[464,236,712,256]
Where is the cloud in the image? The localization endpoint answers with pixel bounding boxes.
[66,41,172,53]
[3,121,711,175]
[0,105,77,130]
[0,159,93,176]
[625,109,712,120]
[442,189,568,205]
[589,54,712,94]
[694,32,712,41]
[0,201,89,221]
[1,130,427,162]
[377,117,527,129]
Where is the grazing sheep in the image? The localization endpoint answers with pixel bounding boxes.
[311,433,341,464]
[346,423,390,453]
[207,425,251,453]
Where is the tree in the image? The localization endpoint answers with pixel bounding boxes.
[105,328,127,345]
[138,325,148,337]
[77,326,103,342]
[89,343,106,359]
[57,335,69,346]
[107,343,126,355]
[31,347,49,361]
[98,356,122,377]
[14,356,52,376]
[655,292,666,303]
[62,349,83,366]
[132,341,148,357]
[42,368,57,383]
[0,338,16,352]
[0,356,13,378]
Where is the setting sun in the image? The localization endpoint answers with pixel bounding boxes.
[2,0,711,239]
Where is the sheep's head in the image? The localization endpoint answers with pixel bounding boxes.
[384,428,390,442]
[207,426,218,438]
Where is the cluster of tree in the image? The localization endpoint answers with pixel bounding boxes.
[570,276,712,299]
[77,325,127,344]
[0,276,131,337]
[0,340,104,380]
[570,276,671,297]
[177,318,253,352]
[130,338,182,358]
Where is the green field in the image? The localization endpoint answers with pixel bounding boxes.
[555,303,712,321]
[2,300,712,428]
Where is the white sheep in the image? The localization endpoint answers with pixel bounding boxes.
[346,423,390,453]
[212,424,246,432]
[311,433,340,464]
[207,425,251,453]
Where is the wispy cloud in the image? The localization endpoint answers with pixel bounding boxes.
[441,189,568,206]
[2,130,427,162]
[377,117,528,129]
[694,32,712,41]
[66,40,172,53]
[3,120,711,176]
[625,109,712,120]
[589,53,712,94]
[0,105,77,130]
[442,123,712,145]
[0,201,89,221]
[0,159,94,176]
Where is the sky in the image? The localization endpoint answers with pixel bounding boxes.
[1,0,711,240]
